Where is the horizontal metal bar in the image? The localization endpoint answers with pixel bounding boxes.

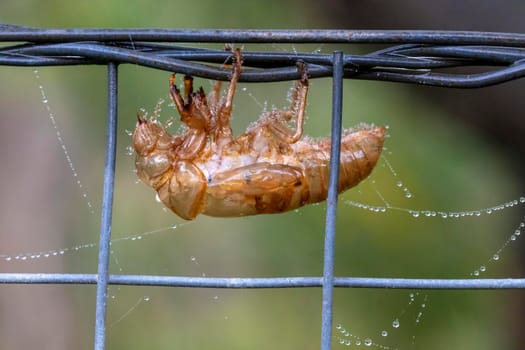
[0,273,524,290]
[2,25,525,46]
[2,42,459,69]
[2,42,525,87]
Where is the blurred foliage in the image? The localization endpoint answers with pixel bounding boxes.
[0,1,523,350]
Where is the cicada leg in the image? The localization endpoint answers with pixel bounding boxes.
[267,61,309,144]
[168,72,212,159]
[212,48,243,145]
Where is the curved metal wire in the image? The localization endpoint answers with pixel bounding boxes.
[2,29,525,87]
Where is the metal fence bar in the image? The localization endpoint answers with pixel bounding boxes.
[1,273,525,289]
[93,62,118,350]
[2,25,525,46]
[321,51,345,350]
[4,40,525,87]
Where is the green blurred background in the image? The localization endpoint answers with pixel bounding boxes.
[1,1,524,349]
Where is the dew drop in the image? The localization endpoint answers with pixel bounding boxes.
[479,265,486,272]
[515,229,521,236]
[339,339,345,345]
[492,254,500,261]
[155,193,161,202]
[355,340,361,346]
[364,338,372,346]
[396,181,403,187]
[473,270,480,276]
[410,211,420,218]
[392,319,400,328]
[344,339,351,346]
[381,330,388,337]
[520,197,525,203]
[336,324,342,330]
[5,256,12,261]
[143,296,150,301]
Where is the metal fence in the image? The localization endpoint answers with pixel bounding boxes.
[1,25,525,350]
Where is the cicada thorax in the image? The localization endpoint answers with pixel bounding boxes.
[297,126,386,204]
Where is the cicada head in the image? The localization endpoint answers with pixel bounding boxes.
[132,114,179,189]
[132,114,177,156]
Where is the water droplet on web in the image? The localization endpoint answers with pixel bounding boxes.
[125,145,134,156]
[155,193,161,202]
[339,339,345,345]
[396,181,403,188]
[410,211,420,218]
[515,229,521,236]
[472,270,480,276]
[364,338,372,346]
[344,339,351,346]
[381,330,388,337]
[479,265,486,272]
[492,254,500,261]
[392,319,400,328]
[336,324,342,330]
[143,296,150,301]
[33,70,95,215]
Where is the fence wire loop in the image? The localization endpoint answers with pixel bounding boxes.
[1,26,525,350]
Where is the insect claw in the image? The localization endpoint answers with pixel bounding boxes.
[137,113,146,124]
[169,73,176,89]
[296,60,309,85]
[233,48,243,66]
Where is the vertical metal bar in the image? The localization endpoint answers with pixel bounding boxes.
[93,62,118,350]
[320,51,344,350]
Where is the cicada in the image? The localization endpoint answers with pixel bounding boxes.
[133,49,385,220]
